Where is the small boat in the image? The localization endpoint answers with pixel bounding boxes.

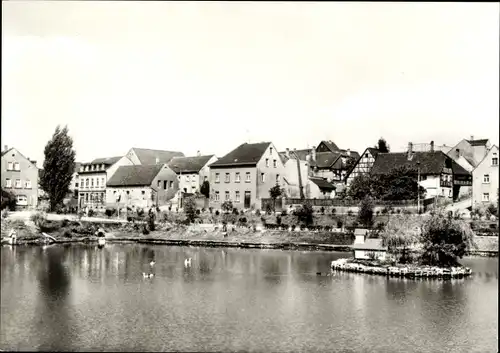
[98,238,106,246]
[184,258,192,267]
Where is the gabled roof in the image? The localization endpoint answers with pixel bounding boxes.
[90,156,122,165]
[131,148,184,165]
[210,142,271,168]
[344,147,380,179]
[466,139,489,147]
[309,177,336,190]
[311,151,342,169]
[473,145,499,171]
[107,164,164,187]
[279,149,311,162]
[1,147,39,169]
[370,151,471,176]
[1,148,14,157]
[319,140,340,152]
[168,155,215,174]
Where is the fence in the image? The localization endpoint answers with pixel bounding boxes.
[276,198,418,208]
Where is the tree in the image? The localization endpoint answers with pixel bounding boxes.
[381,215,422,264]
[183,196,197,223]
[200,180,210,199]
[376,137,390,153]
[294,202,314,226]
[419,211,476,266]
[1,188,17,211]
[357,196,374,228]
[380,165,426,201]
[221,200,233,213]
[269,184,283,213]
[40,126,76,212]
[347,174,381,200]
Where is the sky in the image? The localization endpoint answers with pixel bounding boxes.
[2,2,499,166]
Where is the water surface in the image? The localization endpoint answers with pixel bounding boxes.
[1,244,497,352]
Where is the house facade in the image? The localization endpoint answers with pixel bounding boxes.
[280,148,310,198]
[106,164,179,209]
[370,143,472,201]
[448,137,491,168]
[209,142,286,210]
[472,145,499,210]
[78,156,133,210]
[1,146,39,208]
[168,153,218,194]
[345,147,380,186]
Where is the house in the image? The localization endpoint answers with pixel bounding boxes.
[209,142,286,210]
[78,156,133,210]
[370,142,472,201]
[308,142,360,182]
[345,147,380,186]
[308,176,336,199]
[168,153,218,194]
[279,148,311,198]
[124,147,184,166]
[353,238,388,261]
[448,137,491,168]
[106,164,179,209]
[472,145,499,210]
[1,145,39,209]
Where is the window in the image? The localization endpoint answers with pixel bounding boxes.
[483,174,490,183]
[86,179,89,187]
[101,178,105,186]
[96,178,100,187]
[91,178,94,187]
[16,195,27,205]
[164,181,167,190]
[80,179,84,188]
[246,172,251,182]
[15,179,21,188]
[85,193,89,201]
[261,173,265,182]
[142,190,145,195]
[235,191,240,202]
[126,190,130,195]
[270,147,273,155]
[158,180,161,188]
[235,172,241,182]
[75,182,79,188]
[482,193,490,202]
[186,175,190,182]
[169,181,174,188]
[225,191,230,201]
[276,174,280,183]
[493,157,498,166]
[7,162,13,170]
[214,191,220,201]
[14,162,20,171]
[204,176,208,182]
[215,173,220,183]
[5,178,11,188]
[266,158,269,167]
[225,173,230,183]
[273,159,277,168]
[25,180,31,189]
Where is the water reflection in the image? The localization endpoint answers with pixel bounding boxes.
[0,245,497,353]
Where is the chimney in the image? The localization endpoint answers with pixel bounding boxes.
[346,148,351,156]
[311,146,316,161]
[155,157,159,165]
[407,142,413,161]
[470,135,474,141]
[285,148,290,158]
[3,145,7,152]
[430,141,434,152]
[197,150,201,157]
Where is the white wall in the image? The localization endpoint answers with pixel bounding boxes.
[354,250,387,261]
[472,145,499,209]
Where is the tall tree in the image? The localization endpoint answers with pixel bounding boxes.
[269,184,283,213]
[376,137,390,153]
[200,180,210,199]
[40,126,76,212]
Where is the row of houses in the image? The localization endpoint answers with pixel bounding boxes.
[1,136,498,212]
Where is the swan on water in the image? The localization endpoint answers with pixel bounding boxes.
[142,272,154,278]
[184,258,192,267]
[150,261,156,267]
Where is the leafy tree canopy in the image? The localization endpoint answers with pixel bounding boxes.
[200,180,210,199]
[40,125,76,212]
[376,137,390,153]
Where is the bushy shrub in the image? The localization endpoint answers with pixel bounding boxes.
[148,213,156,231]
[265,203,273,215]
[31,212,47,227]
[255,209,261,216]
[331,208,337,215]
[221,201,233,213]
[294,203,314,226]
[232,208,239,215]
[276,215,282,226]
[215,210,220,216]
[281,209,287,216]
[196,209,201,215]
[63,229,72,238]
[347,210,353,217]
[142,224,150,235]
[105,208,116,218]
[357,197,374,228]
[337,220,343,229]
[1,209,9,219]
[1,188,17,211]
[136,208,144,218]
[61,218,70,228]
[88,209,95,217]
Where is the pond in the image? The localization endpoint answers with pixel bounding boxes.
[1,244,497,352]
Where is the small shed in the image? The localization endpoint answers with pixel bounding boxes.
[353,228,369,244]
[352,238,388,261]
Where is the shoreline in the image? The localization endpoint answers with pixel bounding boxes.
[2,236,497,256]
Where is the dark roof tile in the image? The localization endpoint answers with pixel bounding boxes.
[466,139,489,147]
[90,156,122,165]
[168,155,215,174]
[309,177,336,190]
[107,165,164,187]
[210,142,271,168]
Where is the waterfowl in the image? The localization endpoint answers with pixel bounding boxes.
[150,261,156,267]
[142,272,154,278]
[184,258,192,267]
